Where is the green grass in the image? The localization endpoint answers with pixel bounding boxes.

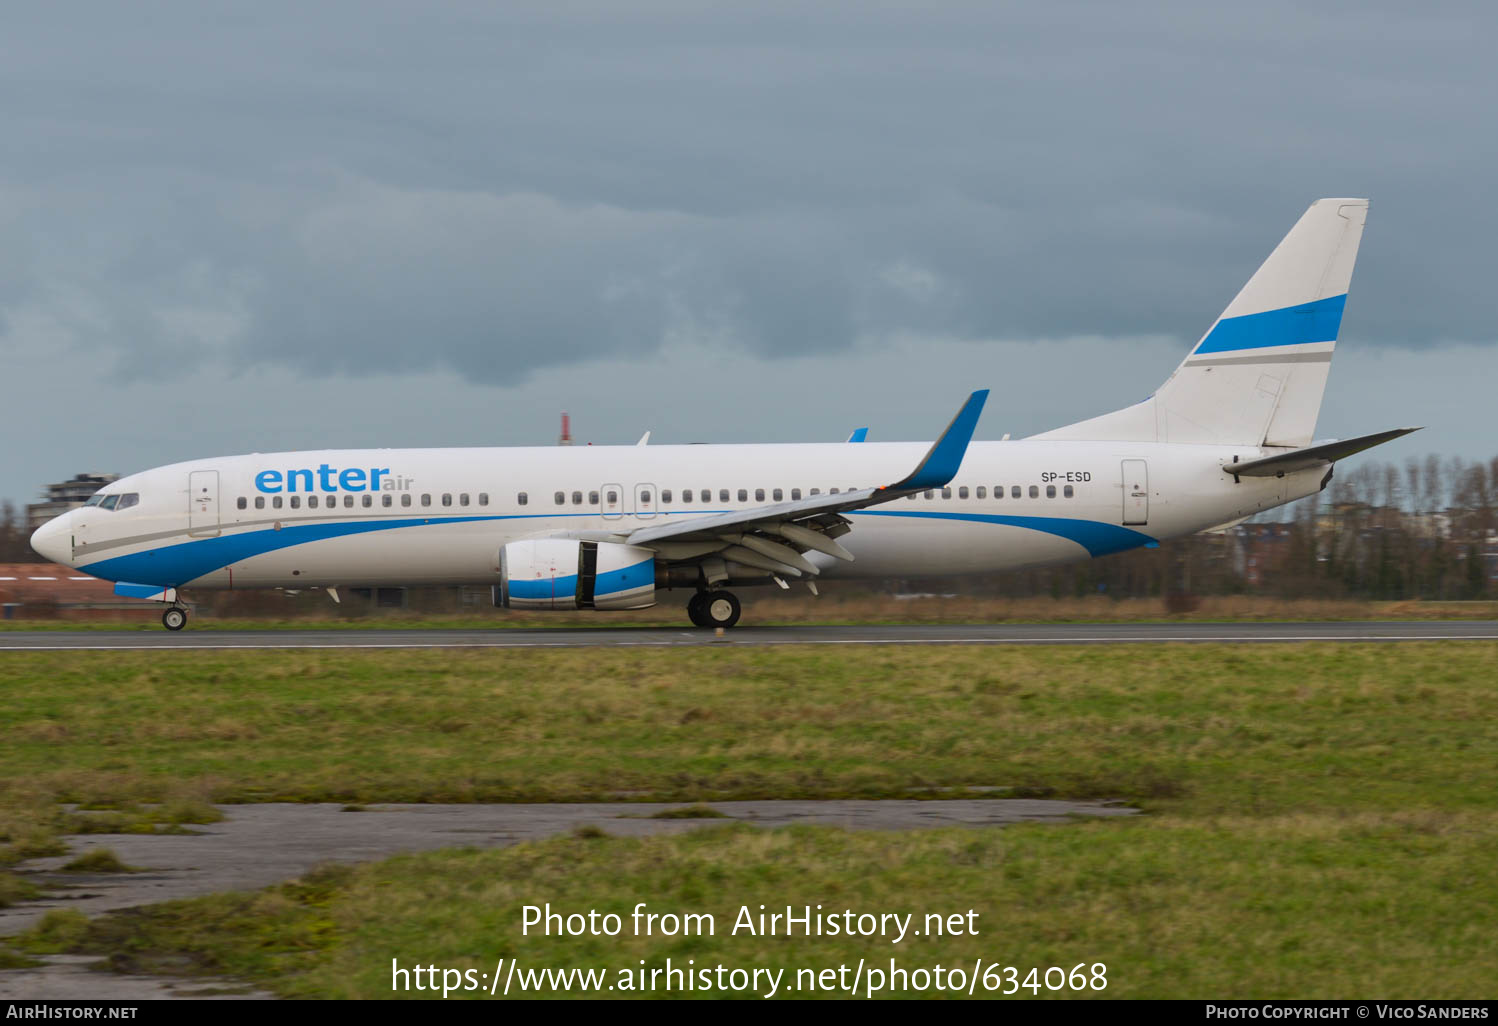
[1,645,1495,811]
[3,644,1497,998]
[59,848,141,873]
[18,816,1498,999]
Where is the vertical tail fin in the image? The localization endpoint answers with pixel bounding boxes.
[1034,198,1368,447]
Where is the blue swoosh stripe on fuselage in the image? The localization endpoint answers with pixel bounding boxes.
[80,508,1155,587]
[80,511,716,587]
[850,510,1156,557]
[79,515,547,586]
[1192,294,1346,355]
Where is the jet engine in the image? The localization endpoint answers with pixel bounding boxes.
[494,539,657,610]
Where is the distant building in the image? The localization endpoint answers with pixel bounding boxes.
[26,473,119,531]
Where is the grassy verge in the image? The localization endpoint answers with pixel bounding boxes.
[4,644,1497,998]
[0,645,1494,811]
[3,595,1497,630]
[20,814,1498,999]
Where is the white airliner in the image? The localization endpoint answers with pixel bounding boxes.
[31,198,1416,631]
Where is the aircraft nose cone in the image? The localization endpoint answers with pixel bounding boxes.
[30,514,71,565]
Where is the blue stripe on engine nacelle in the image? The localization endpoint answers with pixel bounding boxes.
[507,573,578,601]
[1193,294,1346,354]
[593,557,655,596]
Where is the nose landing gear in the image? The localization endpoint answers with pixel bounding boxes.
[686,590,741,629]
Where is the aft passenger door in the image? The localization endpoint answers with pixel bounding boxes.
[633,482,657,519]
[188,470,221,538]
[1121,459,1148,525]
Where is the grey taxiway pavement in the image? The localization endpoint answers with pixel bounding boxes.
[1,620,1495,650]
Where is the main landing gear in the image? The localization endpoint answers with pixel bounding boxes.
[687,590,741,629]
[161,607,188,631]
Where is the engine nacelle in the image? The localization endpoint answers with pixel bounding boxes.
[495,539,657,611]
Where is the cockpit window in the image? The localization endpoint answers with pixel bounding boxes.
[85,492,138,511]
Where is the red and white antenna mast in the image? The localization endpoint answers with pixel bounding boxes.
[558,412,573,446]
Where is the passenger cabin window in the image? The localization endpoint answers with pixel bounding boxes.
[830,488,840,495]
[590,490,600,505]
[639,490,652,506]
[681,490,692,504]
[571,491,582,505]
[791,488,801,500]
[924,490,934,500]
[661,490,672,504]
[308,496,319,509]
[809,488,820,496]
[976,487,986,499]
[255,496,265,509]
[1063,485,1074,498]
[755,488,765,502]
[361,495,372,507]
[737,489,748,502]
[941,487,952,499]
[1046,485,1056,498]
[290,496,301,509]
[344,495,354,508]
[236,497,247,510]
[554,492,565,505]
[421,494,432,507]
[442,493,453,507]
[401,494,412,507]
[720,489,730,503]
[273,496,283,509]
[906,493,917,500]
[459,493,469,507]
[1011,486,1021,499]
[1028,485,1039,498]
[773,488,783,501]
[517,492,527,505]
[326,494,335,507]
[479,493,489,506]
[382,495,392,507]
[606,490,618,504]
[958,486,969,499]
[702,489,712,503]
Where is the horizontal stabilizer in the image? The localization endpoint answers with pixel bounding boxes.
[1226,427,1421,477]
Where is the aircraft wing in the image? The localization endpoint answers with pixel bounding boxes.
[1225,426,1421,477]
[621,390,988,577]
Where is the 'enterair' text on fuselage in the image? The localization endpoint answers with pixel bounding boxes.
[254,466,411,493]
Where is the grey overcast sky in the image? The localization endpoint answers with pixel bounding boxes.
[3,0,1496,507]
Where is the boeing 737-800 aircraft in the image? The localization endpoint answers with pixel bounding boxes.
[31,198,1417,630]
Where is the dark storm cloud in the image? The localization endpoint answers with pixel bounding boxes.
[1,0,1495,389]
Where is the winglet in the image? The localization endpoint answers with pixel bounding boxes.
[846,427,869,443]
[886,390,989,492]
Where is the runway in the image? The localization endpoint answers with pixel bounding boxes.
[2,620,1495,650]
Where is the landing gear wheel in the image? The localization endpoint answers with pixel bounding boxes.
[701,591,741,629]
[162,607,187,631]
[686,592,710,627]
